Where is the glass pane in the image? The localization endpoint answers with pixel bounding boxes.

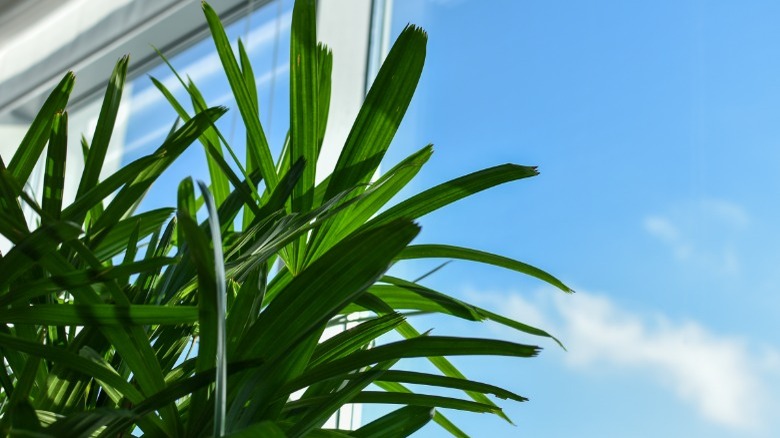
[71,0,294,212]
[383,1,780,437]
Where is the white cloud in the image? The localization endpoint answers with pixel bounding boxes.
[700,198,750,228]
[643,198,748,275]
[644,215,693,260]
[481,289,779,433]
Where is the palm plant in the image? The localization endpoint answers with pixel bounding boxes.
[0,0,572,436]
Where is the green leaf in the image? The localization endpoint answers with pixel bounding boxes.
[238,38,261,228]
[352,392,498,413]
[197,180,228,438]
[227,220,420,421]
[177,178,227,435]
[42,111,68,221]
[287,0,319,272]
[398,244,573,293]
[216,169,263,234]
[365,281,481,322]
[0,304,197,326]
[371,304,515,424]
[9,401,44,436]
[187,79,231,207]
[323,25,426,202]
[226,267,264,357]
[99,359,265,436]
[0,332,144,404]
[201,141,264,220]
[351,405,434,438]
[236,220,421,361]
[9,72,74,184]
[135,217,177,301]
[88,106,227,239]
[291,337,540,392]
[377,370,526,402]
[316,44,332,156]
[202,2,278,190]
[61,243,182,434]
[290,0,318,214]
[61,154,158,224]
[0,159,32,242]
[238,39,259,114]
[76,56,129,206]
[152,50,261,212]
[0,221,82,291]
[227,421,287,438]
[288,392,498,415]
[0,350,40,436]
[310,313,405,368]
[305,145,433,265]
[372,380,469,437]
[368,276,564,348]
[287,368,390,438]
[45,408,133,438]
[91,208,175,261]
[369,164,538,228]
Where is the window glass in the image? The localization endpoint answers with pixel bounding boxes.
[381,1,780,437]
[71,0,294,212]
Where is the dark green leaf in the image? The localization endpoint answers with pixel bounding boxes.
[292,337,540,392]
[398,244,573,293]
[369,164,538,228]
[377,370,526,402]
[351,405,434,438]
[227,421,286,438]
[310,313,405,367]
[89,106,226,239]
[42,111,68,221]
[237,220,421,360]
[323,25,426,202]
[76,56,129,206]
[0,304,197,326]
[91,208,174,261]
[9,401,44,436]
[290,0,318,214]
[288,392,497,415]
[9,72,74,184]
[202,2,277,190]
[306,145,433,265]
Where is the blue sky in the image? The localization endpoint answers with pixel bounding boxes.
[117,0,780,436]
[381,0,780,436]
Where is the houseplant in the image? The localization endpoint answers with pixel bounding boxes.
[0,0,571,436]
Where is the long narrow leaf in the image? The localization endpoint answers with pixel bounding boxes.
[197,180,228,438]
[76,56,129,205]
[236,220,421,360]
[351,405,434,438]
[369,164,538,228]
[290,337,540,393]
[9,72,74,184]
[89,106,227,239]
[202,2,278,190]
[323,25,426,202]
[305,145,433,265]
[0,304,197,326]
[398,244,573,293]
[289,0,318,214]
[42,112,68,221]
